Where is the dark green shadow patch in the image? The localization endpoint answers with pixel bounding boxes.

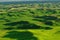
[3,31,38,40]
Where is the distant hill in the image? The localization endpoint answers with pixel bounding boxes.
[0,1,60,4]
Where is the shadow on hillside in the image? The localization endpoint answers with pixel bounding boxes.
[33,19,53,26]
[4,21,40,29]
[45,10,57,14]
[40,27,53,30]
[4,21,53,30]
[34,16,58,20]
[4,19,10,22]
[3,31,38,40]
[0,18,10,22]
[33,16,58,26]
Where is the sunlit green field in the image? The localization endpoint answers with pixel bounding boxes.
[0,3,60,40]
